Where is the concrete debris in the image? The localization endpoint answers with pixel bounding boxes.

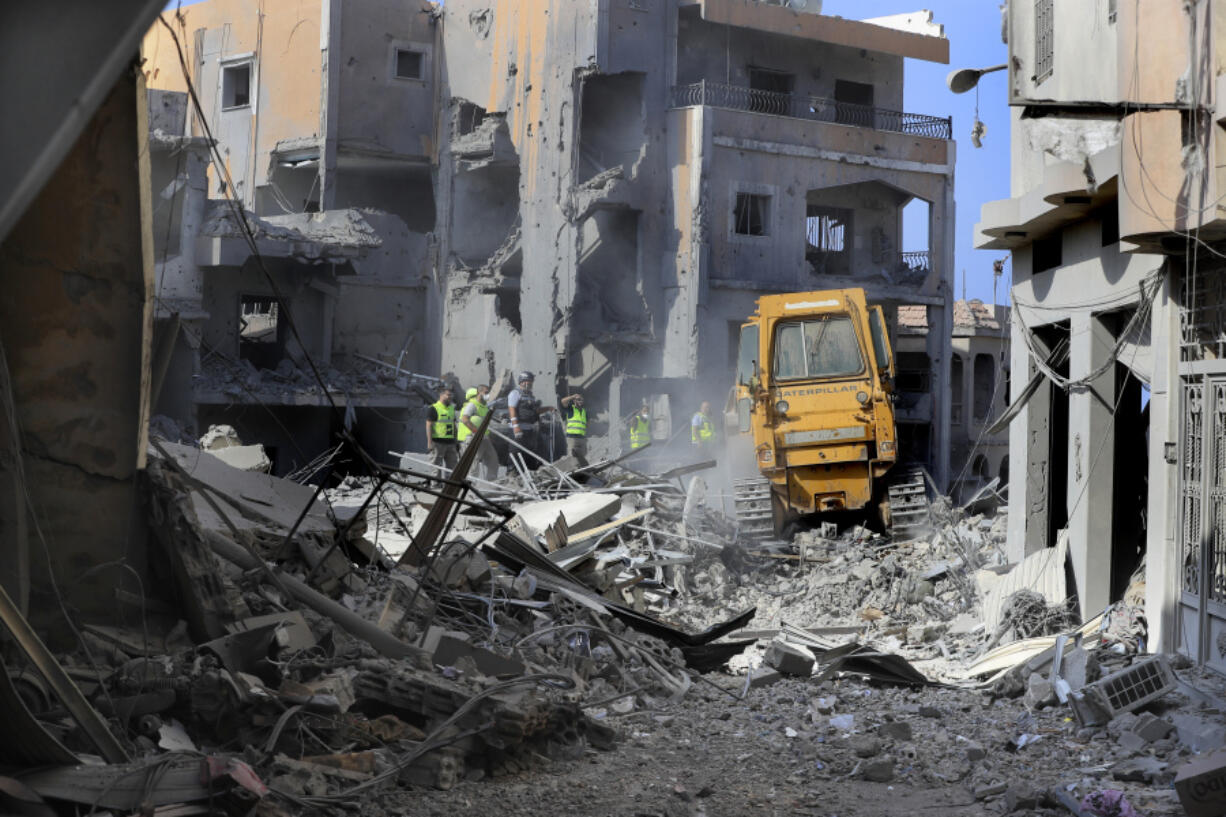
[11,408,1221,816]
[1174,750,1226,817]
[763,640,816,677]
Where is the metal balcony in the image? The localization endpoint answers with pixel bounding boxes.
[671,80,952,140]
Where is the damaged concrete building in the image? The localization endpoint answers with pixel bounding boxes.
[138,0,959,484]
[897,299,1010,504]
[141,0,443,474]
[437,0,958,483]
[976,0,1225,665]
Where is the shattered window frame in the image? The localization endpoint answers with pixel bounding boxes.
[734,192,770,237]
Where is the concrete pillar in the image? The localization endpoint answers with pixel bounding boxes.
[926,300,952,489]
[318,0,342,212]
[0,70,153,632]
[1006,302,1048,561]
[1146,273,1179,652]
[1066,311,1116,620]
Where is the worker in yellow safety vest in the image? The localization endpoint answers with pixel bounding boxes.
[560,389,588,466]
[425,386,458,475]
[691,400,715,452]
[628,404,651,450]
[458,385,499,481]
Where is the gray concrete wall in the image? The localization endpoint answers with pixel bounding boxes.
[336,0,437,161]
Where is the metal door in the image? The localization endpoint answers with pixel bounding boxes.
[1178,377,1226,673]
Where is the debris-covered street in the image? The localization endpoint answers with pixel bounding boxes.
[2,424,1205,815]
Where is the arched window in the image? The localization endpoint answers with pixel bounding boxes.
[950,355,964,425]
[973,353,995,421]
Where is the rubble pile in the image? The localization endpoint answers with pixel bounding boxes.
[7,425,1226,816]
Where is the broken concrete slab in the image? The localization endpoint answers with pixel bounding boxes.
[204,444,272,473]
[1174,750,1226,817]
[155,442,334,536]
[763,640,815,677]
[747,666,783,688]
[1131,712,1175,743]
[512,494,620,539]
[1024,672,1056,710]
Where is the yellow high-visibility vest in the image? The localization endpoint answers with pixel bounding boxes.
[431,401,456,440]
[457,399,488,442]
[630,415,650,449]
[692,412,714,444]
[565,406,587,437]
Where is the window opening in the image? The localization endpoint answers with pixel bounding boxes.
[222,63,251,109]
[806,205,851,274]
[734,193,770,236]
[834,80,874,127]
[239,295,284,369]
[973,352,995,421]
[395,49,424,80]
[951,355,964,425]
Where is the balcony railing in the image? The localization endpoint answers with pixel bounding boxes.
[671,80,952,140]
[901,250,931,272]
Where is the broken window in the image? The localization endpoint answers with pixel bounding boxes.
[222,63,251,109]
[973,353,995,421]
[806,205,851,275]
[1035,0,1054,84]
[950,354,964,425]
[772,317,864,381]
[238,295,285,369]
[734,193,770,236]
[394,49,424,80]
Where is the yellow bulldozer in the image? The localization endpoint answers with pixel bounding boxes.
[726,287,928,539]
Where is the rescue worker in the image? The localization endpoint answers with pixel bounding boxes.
[458,384,499,482]
[559,389,588,466]
[425,385,459,475]
[691,400,715,453]
[628,403,651,450]
[507,371,556,461]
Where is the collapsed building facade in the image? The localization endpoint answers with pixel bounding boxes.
[139,0,959,485]
[142,0,443,474]
[976,0,1223,664]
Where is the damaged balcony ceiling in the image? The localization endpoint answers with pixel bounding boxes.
[196,204,382,267]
